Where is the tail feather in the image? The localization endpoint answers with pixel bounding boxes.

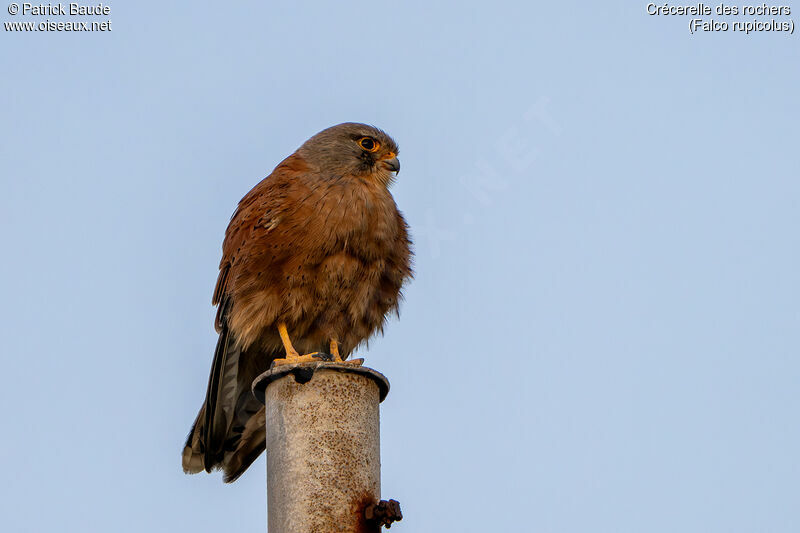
[183,334,278,482]
[222,406,266,483]
[203,326,240,470]
[184,263,274,482]
[182,413,205,474]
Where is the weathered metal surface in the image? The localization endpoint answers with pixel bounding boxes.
[253,363,392,533]
[252,360,390,404]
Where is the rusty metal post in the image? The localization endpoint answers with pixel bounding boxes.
[252,362,395,533]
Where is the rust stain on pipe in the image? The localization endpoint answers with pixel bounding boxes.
[353,493,381,533]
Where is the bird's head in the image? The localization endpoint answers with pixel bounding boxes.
[298,123,400,187]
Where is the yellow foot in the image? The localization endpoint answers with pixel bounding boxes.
[329,339,364,366]
[272,352,322,367]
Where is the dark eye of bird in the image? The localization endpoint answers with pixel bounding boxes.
[358,137,380,152]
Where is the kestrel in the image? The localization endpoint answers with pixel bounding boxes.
[182,123,413,482]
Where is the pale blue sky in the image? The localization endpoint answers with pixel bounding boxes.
[1,2,798,532]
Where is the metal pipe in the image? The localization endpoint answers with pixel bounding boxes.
[252,362,392,533]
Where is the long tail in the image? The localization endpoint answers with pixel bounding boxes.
[183,328,277,482]
[203,325,239,468]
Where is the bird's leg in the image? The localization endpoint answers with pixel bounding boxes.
[329,338,364,366]
[272,322,322,366]
[330,339,341,361]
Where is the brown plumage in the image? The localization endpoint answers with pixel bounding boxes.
[182,123,413,482]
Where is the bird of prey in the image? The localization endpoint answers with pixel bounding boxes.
[182,123,413,482]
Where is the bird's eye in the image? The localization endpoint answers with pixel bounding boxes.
[358,137,380,152]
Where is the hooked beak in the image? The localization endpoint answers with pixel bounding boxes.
[382,156,400,174]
